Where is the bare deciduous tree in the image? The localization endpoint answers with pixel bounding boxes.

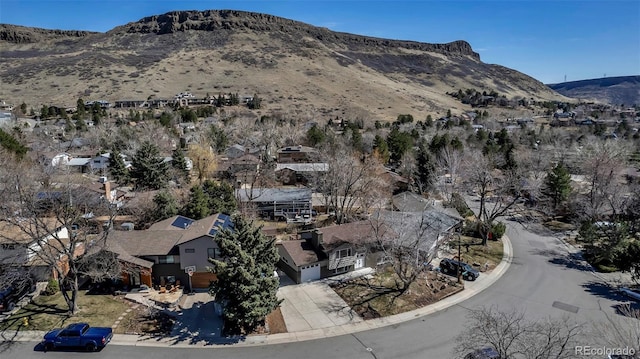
[314,144,381,224]
[575,139,629,221]
[0,161,119,314]
[437,146,464,202]
[453,306,583,359]
[462,150,524,245]
[590,303,640,357]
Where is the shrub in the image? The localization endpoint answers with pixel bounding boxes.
[43,279,59,296]
[491,222,506,240]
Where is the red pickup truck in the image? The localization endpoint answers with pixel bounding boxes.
[42,322,113,352]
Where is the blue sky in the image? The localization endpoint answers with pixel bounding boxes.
[1,0,638,84]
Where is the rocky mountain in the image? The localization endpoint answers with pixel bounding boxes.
[0,10,567,121]
[547,76,640,106]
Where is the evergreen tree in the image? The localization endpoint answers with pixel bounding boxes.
[207,125,229,153]
[413,140,437,194]
[209,216,281,334]
[386,128,413,163]
[109,149,130,185]
[130,141,169,190]
[152,190,179,222]
[40,105,49,119]
[542,162,572,210]
[75,117,87,132]
[182,185,210,220]
[172,148,190,183]
[306,125,325,146]
[202,180,237,215]
[373,134,390,163]
[76,98,86,118]
[0,128,28,159]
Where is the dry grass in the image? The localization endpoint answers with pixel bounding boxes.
[0,291,176,335]
[332,270,463,319]
[453,238,504,272]
[0,291,129,332]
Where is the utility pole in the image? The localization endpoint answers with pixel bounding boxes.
[457,231,462,284]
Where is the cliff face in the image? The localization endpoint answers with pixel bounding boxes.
[0,24,96,44]
[114,10,480,60]
[0,10,564,118]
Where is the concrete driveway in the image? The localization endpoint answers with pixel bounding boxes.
[277,273,364,332]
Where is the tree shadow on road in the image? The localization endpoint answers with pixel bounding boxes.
[529,248,593,272]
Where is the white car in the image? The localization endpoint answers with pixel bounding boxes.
[619,287,640,302]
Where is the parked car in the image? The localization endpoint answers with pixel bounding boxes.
[619,287,640,302]
[42,323,113,352]
[0,276,36,312]
[465,347,500,359]
[440,258,480,281]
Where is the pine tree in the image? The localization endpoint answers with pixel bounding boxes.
[373,134,390,163]
[543,162,572,210]
[172,148,190,183]
[209,216,281,334]
[130,141,169,190]
[109,149,130,185]
[413,140,436,194]
[202,180,237,214]
[152,190,179,222]
[182,185,210,220]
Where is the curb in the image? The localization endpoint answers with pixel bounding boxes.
[2,236,513,348]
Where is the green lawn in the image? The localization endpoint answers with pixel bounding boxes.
[0,291,130,332]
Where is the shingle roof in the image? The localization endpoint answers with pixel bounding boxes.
[278,239,326,267]
[317,220,387,251]
[108,230,183,256]
[392,191,429,212]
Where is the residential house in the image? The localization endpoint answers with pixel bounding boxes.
[109,213,233,290]
[277,221,381,283]
[277,145,318,163]
[224,144,264,160]
[235,188,313,221]
[226,154,261,187]
[275,163,328,185]
[0,219,80,282]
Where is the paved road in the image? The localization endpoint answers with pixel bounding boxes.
[3,219,633,359]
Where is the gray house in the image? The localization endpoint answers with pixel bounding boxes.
[110,213,233,290]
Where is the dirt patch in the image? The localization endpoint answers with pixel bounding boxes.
[332,270,463,319]
[247,307,288,335]
[115,299,175,335]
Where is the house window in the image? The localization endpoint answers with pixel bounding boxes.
[337,248,351,258]
[207,248,221,259]
[333,266,348,274]
[185,248,195,254]
[158,255,177,264]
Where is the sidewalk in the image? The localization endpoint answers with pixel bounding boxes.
[3,236,513,348]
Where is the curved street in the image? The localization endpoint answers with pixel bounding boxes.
[4,216,634,359]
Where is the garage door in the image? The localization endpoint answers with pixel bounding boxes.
[300,264,321,282]
[191,272,218,289]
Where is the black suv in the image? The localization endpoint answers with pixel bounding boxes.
[440,258,480,281]
[0,277,36,313]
